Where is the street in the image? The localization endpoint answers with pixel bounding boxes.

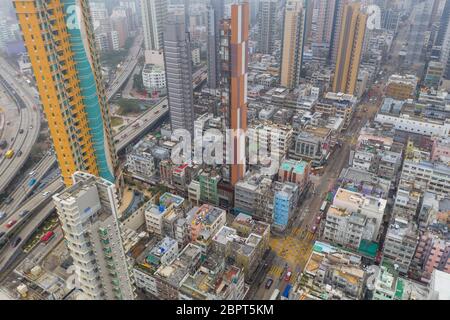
[251,98,381,299]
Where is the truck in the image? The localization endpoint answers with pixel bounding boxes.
[320,201,328,213]
[0,140,7,149]
[269,289,280,300]
[5,149,14,159]
[281,284,292,300]
[28,178,37,187]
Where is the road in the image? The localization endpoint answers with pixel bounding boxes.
[106,33,143,101]
[0,58,41,194]
[0,201,59,274]
[0,178,64,237]
[0,153,56,221]
[0,54,208,276]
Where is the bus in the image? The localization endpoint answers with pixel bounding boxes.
[41,231,55,244]
[269,289,280,300]
[5,150,14,159]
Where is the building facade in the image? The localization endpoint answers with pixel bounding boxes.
[53,172,135,300]
[14,0,119,185]
[280,0,306,89]
[332,3,367,95]
[164,13,195,134]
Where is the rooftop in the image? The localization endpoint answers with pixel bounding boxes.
[280,159,310,175]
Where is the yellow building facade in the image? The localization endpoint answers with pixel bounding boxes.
[332,3,367,95]
[14,0,118,186]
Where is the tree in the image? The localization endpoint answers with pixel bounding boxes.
[133,74,145,93]
[117,99,141,115]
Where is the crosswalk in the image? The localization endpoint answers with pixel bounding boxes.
[268,265,284,278]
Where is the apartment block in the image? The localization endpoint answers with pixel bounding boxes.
[385,74,418,100]
[212,215,270,278]
[53,172,135,300]
[186,204,227,253]
[382,217,419,274]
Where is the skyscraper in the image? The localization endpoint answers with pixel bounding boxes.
[405,0,433,66]
[280,0,307,89]
[164,13,195,134]
[332,3,367,95]
[207,0,224,90]
[437,0,450,79]
[312,0,336,50]
[329,0,349,65]
[53,172,135,300]
[435,0,450,47]
[220,1,249,186]
[14,0,118,186]
[257,0,277,54]
[141,0,168,64]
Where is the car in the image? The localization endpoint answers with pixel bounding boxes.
[4,197,13,205]
[42,191,51,197]
[19,210,30,218]
[284,270,292,282]
[265,278,274,289]
[12,237,22,248]
[17,150,23,157]
[29,170,36,176]
[5,220,17,228]
[29,125,33,130]
[19,129,24,134]
[0,231,5,238]
[0,211,6,220]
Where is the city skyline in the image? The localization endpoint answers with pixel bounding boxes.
[0,0,449,304]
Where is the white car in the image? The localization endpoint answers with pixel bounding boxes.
[29,170,36,176]
[42,191,51,197]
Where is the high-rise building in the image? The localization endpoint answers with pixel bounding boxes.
[332,3,367,95]
[329,0,349,65]
[220,2,249,186]
[256,0,277,54]
[405,0,433,66]
[14,0,118,186]
[164,13,195,134]
[53,172,135,300]
[437,0,450,79]
[141,0,168,64]
[207,0,224,90]
[435,0,450,47]
[280,0,307,89]
[312,0,336,53]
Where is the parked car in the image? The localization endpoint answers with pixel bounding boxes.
[12,237,22,248]
[42,191,51,197]
[5,220,17,228]
[0,211,6,220]
[265,278,274,289]
[284,270,292,282]
[19,210,30,218]
[0,231,5,238]
[19,129,24,134]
